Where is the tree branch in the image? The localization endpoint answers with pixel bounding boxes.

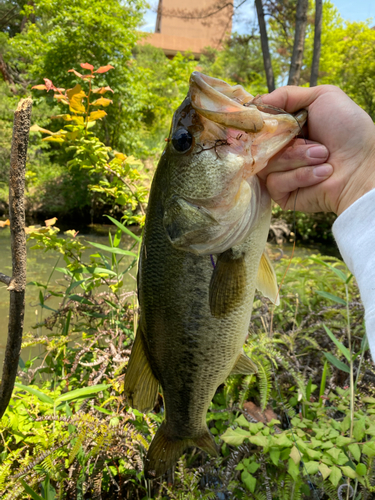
[0,97,32,421]
[0,273,11,286]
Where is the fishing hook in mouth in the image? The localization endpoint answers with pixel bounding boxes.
[195,139,230,159]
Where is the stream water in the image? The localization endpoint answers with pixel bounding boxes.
[0,225,137,368]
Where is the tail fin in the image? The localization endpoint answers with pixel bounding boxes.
[144,422,219,479]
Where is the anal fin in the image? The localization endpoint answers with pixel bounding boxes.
[124,328,158,413]
[209,249,246,318]
[230,352,258,375]
[256,250,280,305]
[145,422,218,480]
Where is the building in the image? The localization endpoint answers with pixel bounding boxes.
[143,0,233,59]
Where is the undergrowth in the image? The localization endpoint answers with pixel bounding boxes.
[0,221,373,499]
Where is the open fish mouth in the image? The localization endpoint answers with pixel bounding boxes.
[189,72,307,176]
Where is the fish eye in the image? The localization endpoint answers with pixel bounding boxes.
[171,128,193,153]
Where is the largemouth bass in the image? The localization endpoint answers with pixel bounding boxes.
[124,72,307,479]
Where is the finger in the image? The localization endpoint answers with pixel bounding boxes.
[259,140,329,181]
[266,163,333,208]
[261,85,340,114]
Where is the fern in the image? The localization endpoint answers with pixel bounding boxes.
[253,355,272,410]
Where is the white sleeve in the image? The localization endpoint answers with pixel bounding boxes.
[332,189,375,360]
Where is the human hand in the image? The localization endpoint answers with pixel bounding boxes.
[258,85,375,215]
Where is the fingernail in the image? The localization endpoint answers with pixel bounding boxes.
[313,165,333,177]
[307,146,328,159]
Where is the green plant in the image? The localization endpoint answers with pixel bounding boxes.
[31,63,148,225]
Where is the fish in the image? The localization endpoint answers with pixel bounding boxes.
[124,72,307,479]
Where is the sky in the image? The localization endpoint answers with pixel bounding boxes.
[141,0,375,34]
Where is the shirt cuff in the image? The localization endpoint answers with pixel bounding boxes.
[332,188,375,358]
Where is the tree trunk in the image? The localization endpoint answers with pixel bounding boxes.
[0,97,32,421]
[310,0,322,87]
[255,0,275,93]
[288,0,309,86]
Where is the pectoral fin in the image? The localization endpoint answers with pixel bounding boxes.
[124,328,159,413]
[230,352,258,375]
[209,249,246,318]
[256,251,280,305]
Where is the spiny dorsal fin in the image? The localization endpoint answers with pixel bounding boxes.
[209,250,246,318]
[230,352,258,375]
[256,251,280,305]
[144,422,218,479]
[124,328,159,413]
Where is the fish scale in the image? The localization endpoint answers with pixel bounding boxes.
[124,72,307,479]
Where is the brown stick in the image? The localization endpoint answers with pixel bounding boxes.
[0,97,32,420]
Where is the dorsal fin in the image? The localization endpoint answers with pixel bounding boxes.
[256,251,280,305]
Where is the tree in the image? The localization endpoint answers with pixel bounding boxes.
[255,0,274,92]
[287,0,309,85]
[310,0,322,86]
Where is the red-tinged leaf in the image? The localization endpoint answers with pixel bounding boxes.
[88,110,107,122]
[68,69,83,79]
[67,84,86,114]
[92,97,112,107]
[32,84,47,90]
[92,86,114,94]
[44,78,56,91]
[81,74,95,79]
[80,62,94,71]
[94,65,114,74]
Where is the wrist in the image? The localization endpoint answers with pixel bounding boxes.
[337,148,375,215]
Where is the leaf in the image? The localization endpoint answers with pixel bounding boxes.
[104,215,141,242]
[356,463,366,476]
[45,217,57,227]
[323,352,350,373]
[67,84,86,114]
[363,442,375,457]
[248,435,268,447]
[316,291,347,305]
[92,97,112,107]
[91,267,117,276]
[88,110,107,122]
[80,62,94,71]
[14,383,54,405]
[273,433,292,447]
[54,384,109,404]
[92,86,114,94]
[88,241,137,257]
[43,78,56,91]
[269,447,280,465]
[310,258,348,282]
[20,480,44,500]
[353,417,366,442]
[318,463,331,480]
[94,64,115,74]
[32,84,47,90]
[68,68,83,78]
[289,445,301,465]
[326,448,340,461]
[241,471,256,492]
[288,458,299,480]
[221,427,250,446]
[346,443,360,462]
[329,466,342,487]
[304,461,319,474]
[246,462,260,474]
[30,124,54,135]
[341,465,357,479]
[323,325,351,361]
[235,414,251,429]
[335,436,352,447]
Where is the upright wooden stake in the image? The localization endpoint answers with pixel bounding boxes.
[0,97,32,420]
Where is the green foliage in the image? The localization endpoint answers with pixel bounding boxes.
[31,63,148,225]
